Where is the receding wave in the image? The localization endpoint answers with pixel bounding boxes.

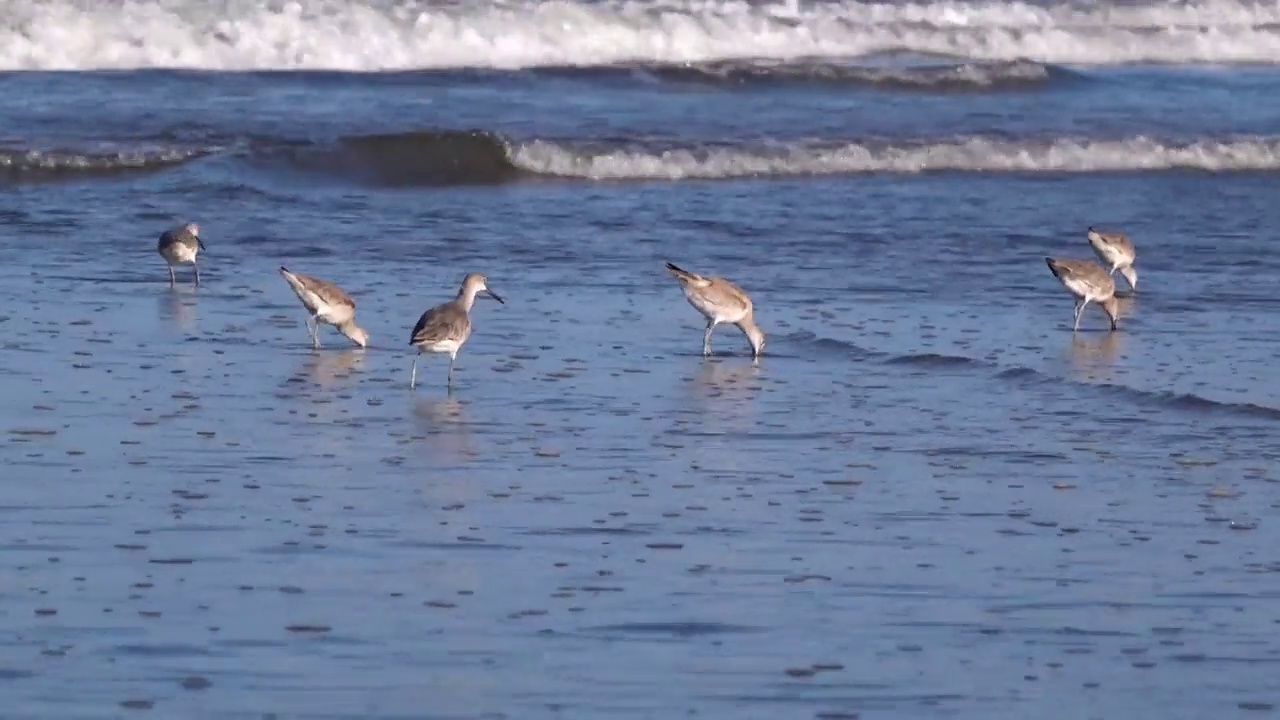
[266,131,1280,186]
[999,366,1280,421]
[886,352,987,369]
[0,146,209,183]
[542,59,1064,91]
[6,0,1280,71]
[785,331,875,360]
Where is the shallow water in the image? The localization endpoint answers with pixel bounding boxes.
[4,0,1280,717]
[5,171,1280,718]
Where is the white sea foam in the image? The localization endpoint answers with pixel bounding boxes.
[507,136,1280,179]
[6,0,1280,71]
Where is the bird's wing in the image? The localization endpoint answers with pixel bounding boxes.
[160,225,200,249]
[410,303,467,346]
[298,273,355,309]
[1047,258,1114,294]
[706,277,753,315]
[1047,257,1087,279]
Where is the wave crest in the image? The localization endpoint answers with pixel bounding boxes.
[22,132,1280,187]
[509,136,1280,181]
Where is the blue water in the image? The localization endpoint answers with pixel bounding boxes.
[2,1,1280,718]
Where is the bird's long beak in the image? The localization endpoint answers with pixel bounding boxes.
[197,238,207,252]
[485,289,505,304]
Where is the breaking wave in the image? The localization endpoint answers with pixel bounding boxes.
[5,0,1280,71]
[506,135,1280,181]
[18,131,1280,186]
[263,131,1280,185]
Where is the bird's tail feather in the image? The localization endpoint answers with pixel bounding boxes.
[1045,257,1067,279]
[279,266,307,294]
[665,261,700,283]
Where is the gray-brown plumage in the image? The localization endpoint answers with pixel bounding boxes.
[157,222,206,286]
[1086,226,1138,291]
[665,261,765,359]
[1045,257,1119,332]
[408,273,505,389]
[278,266,369,349]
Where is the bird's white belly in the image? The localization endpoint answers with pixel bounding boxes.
[684,289,746,324]
[1063,276,1106,301]
[313,303,340,324]
[1093,244,1128,267]
[422,338,462,355]
[313,300,351,326]
[160,244,196,264]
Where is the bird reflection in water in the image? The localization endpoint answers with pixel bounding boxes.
[158,286,197,331]
[1067,331,1124,383]
[692,359,762,399]
[301,348,366,388]
[683,359,764,428]
[1065,294,1132,378]
[413,396,478,462]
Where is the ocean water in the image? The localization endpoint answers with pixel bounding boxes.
[3,1,1280,718]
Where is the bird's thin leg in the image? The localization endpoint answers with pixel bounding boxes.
[703,321,716,357]
[410,355,419,389]
[193,259,201,286]
[447,355,456,387]
[1074,299,1090,332]
[168,266,176,286]
[310,316,322,349]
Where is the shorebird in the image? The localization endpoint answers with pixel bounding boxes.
[157,222,205,286]
[1086,226,1137,291]
[1045,257,1120,332]
[408,273,505,389]
[664,261,765,359]
[278,266,370,349]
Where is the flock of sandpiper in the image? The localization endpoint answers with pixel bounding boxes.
[157,221,1137,388]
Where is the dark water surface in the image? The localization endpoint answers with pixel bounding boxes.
[3,1,1280,718]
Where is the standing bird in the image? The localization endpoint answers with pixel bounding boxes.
[157,222,206,286]
[664,261,765,359]
[408,273,505,389]
[1086,226,1137,292]
[1045,257,1120,332]
[278,267,370,349]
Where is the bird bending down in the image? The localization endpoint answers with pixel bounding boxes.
[1086,226,1138,292]
[157,222,206,286]
[1045,257,1120,332]
[664,261,765,359]
[278,267,370,349]
[408,273,505,389]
